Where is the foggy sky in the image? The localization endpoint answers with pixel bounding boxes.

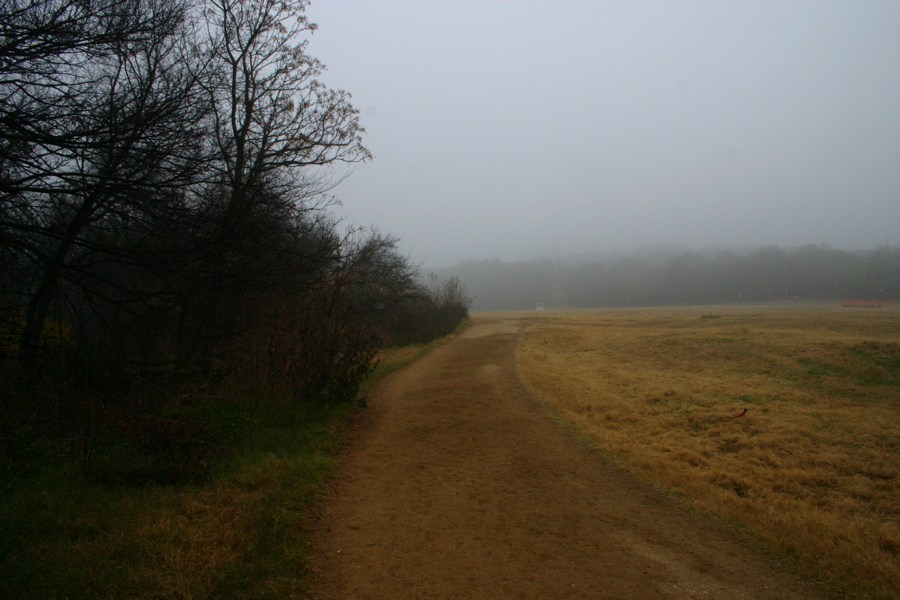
[307,1,900,267]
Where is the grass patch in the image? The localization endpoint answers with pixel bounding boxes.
[368,322,465,385]
[0,398,351,599]
[0,331,457,599]
[518,305,900,600]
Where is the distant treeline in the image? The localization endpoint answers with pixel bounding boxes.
[439,246,900,311]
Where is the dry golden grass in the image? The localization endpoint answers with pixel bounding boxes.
[517,305,899,599]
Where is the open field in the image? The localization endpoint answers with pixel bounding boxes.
[516,305,899,599]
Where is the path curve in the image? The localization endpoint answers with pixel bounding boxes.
[309,316,831,599]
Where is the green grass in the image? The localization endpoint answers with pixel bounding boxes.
[0,398,352,599]
[0,332,457,599]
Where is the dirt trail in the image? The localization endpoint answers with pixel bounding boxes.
[309,316,831,599]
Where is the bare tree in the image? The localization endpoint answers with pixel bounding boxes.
[158,0,373,368]
[0,0,207,380]
[202,0,369,221]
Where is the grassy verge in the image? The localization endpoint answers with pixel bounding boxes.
[365,321,465,392]
[517,305,899,600]
[0,333,455,599]
[0,400,351,599]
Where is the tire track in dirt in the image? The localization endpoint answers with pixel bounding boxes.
[309,316,833,599]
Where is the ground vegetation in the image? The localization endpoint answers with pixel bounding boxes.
[519,306,899,599]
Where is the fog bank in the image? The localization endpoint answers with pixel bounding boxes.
[433,245,900,311]
[309,1,900,267]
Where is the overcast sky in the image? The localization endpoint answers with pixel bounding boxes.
[306,0,900,267]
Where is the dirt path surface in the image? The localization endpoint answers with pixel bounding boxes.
[309,316,832,599]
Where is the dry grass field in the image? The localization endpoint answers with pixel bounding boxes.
[517,305,899,599]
